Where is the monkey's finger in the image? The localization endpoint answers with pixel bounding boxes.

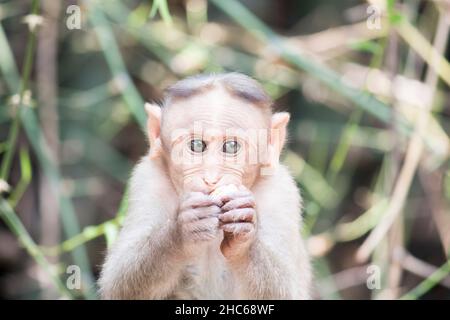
[222,222,255,237]
[221,197,255,212]
[184,217,220,241]
[180,191,205,204]
[179,205,221,223]
[216,190,252,204]
[192,231,218,242]
[186,228,218,242]
[181,191,206,198]
[180,193,222,210]
[219,208,255,223]
[188,216,219,231]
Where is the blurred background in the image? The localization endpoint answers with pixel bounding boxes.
[0,0,449,299]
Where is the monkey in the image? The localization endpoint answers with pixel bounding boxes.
[98,73,312,299]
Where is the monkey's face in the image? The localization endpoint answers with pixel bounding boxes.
[160,87,271,194]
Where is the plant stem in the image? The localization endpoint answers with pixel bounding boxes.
[0,198,71,298]
[401,259,450,299]
[0,0,39,181]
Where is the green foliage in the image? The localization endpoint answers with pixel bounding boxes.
[0,0,449,299]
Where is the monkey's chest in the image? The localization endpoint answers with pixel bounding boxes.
[175,237,235,299]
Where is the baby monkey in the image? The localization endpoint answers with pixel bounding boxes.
[98,73,311,299]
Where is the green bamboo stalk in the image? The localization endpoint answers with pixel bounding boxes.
[0,198,71,298]
[326,109,363,184]
[63,125,132,183]
[209,0,421,141]
[284,151,338,210]
[396,18,450,88]
[0,0,39,181]
[8,147,32,208]
[0,116,20,180]
[0,2,24,22]
[327,34,389,184]
[42,187,129,256]
[86,0,146,130]
[400,259,450,299]
[148,0,173,25]
[0,25,20,90]
[20,106,97,299]
[42,215,125,256]
[314,257,342,299]
[104,1,177,70]
[59,82,116,109]
[0,4,97,299]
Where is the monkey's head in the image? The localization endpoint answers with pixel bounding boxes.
[145,73,289,194]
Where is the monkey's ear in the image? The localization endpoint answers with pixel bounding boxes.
[270,112,290,158]
[145,102,162,159]
[260,112,290,176]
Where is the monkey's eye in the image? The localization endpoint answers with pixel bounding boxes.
[189,139,207,153]
[222,140,241,155]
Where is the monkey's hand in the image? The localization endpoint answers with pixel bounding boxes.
[216,186,257,261]
[177,192,222,252]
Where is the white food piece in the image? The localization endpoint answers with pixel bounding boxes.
[210,184,239,197]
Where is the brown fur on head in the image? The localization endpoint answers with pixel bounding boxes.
[164,73,273,113]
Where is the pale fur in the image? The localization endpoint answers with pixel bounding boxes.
[98,155,311,299]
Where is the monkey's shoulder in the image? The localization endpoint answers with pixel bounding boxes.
[255,164,301,204]
[125,156,178,221]
[129,156,173,194]
[252,164,303,228]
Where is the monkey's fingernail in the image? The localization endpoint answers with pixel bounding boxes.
[210,196,223,207]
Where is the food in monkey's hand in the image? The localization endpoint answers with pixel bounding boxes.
[210,184,239,198]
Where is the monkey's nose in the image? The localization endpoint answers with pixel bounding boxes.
[203,176,219,187]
